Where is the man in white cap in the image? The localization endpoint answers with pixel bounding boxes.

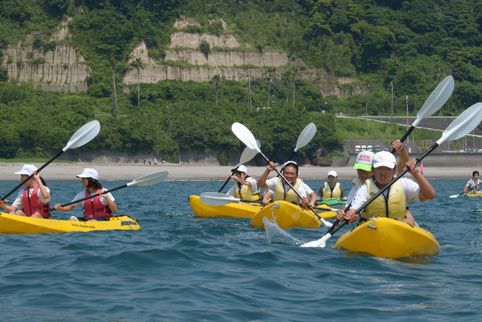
[258,161,317,208]
[0,164,51,218]
[227,165,260,201]
[337,151,435,226]
[319,170,344,201]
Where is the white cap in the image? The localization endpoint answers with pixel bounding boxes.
[373,151,396,169]
[328,170,337,177]
[237,165,248,174]
[76,168,99,180]
[354,150,374,171]
[14,164,37,176]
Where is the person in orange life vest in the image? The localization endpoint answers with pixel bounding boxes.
[227,165,260,201]
[336,151,435,227]
[319,170,345,201]
[0,164,51,218]
[54,168,117,221]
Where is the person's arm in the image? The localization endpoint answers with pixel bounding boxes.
[464,181,470,193]
[392,139,410,174]
[257,161,276,188]
[231,175,251,187]
[405,159,435,201]
[34,173,50,202]
[54,204,76,212]
[103,191,118,213]
[0,200,16,213]
[262,190,273,205]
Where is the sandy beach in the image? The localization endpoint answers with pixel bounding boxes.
[0,162,476,180]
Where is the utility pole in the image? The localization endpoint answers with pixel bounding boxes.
[390,81,394,116]
[406,95,409,152]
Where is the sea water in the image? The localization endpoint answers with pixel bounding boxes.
[1,179,481,321]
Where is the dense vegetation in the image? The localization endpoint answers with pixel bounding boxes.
[0,0,480,163]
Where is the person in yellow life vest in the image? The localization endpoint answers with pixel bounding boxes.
[345,151,374,205]
[319,170,345,201]
[226,165,260,201]
[337,151,435,226]
[258,161,317,208]
[0,164,51,219]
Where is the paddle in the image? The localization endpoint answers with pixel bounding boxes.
[1,120,101,201]
[200,192,340,213]
[231,122,333,227]
[449,182,482,198]
[288,122,317,160]
[218,142,259,193]
[390,76,454,153]
[51,171,168,210]
[302,102,482,248]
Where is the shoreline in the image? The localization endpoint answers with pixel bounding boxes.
[0,162,476,180]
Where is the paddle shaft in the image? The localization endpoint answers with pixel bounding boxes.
[52,183,127,210]
[390,125,414,154]
[218,171,235,193]
[331,142,439,234]
[1,150,63,201]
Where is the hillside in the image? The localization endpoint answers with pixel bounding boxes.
[0,0,480,164]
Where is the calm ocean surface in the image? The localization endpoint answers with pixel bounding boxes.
[1,178,481,321]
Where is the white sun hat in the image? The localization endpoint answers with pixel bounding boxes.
[373,151,396,169]
[237,165,248,174]
[76,168,99,180]
[14,164,37,176]
[327,170,338,177]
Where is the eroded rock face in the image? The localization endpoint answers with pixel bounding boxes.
[1,19,89,92]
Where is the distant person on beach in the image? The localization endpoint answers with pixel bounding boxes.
[258,161,317,208]
[319,170,344,201]
[54,168,117,221]
[227,165,260,201]
[336,151,435,227]
[154,157,158,166]
[0,164,51,218]
[464,170,481,193]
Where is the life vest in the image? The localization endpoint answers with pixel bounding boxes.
[233,178,260,201]
[322,182,342,200]
[273,178,302,203]
[364,179,407,220]
[22,186,50,218]
[83,189,112,220]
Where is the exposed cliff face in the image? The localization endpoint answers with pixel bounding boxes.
[1,19,89,92]
[123,18,356,96]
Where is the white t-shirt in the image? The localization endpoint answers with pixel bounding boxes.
[465,179,481,190]
[227,177,258,196]
[265,177,310,198]
[69,189,115,208]
[350,178,420,211]
[12,187,51,210]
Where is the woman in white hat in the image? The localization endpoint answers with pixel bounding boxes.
[227,165,260,201]
[258,160,317,208]
[55,168,117,221]
[319,170,345,201]
[0,164,51,218]
[337,151,435,226]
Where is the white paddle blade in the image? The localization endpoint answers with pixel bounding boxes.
[413,76,454,127]
[437,103,482,145]
[127,171,168,187]
[448,194,460,199]
[200,192,240,206]
[231,122,260,152]
[294,123,317,152]
[239,140,260,165]
[320,218,333,228]
[63,120,101,151]
[301,233,332,248]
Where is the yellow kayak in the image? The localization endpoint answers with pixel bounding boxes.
[250,200,336,229]
[0,212,140,234]
[334,217,440,259]
[189,194,262,219]
[465,192,482,197]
